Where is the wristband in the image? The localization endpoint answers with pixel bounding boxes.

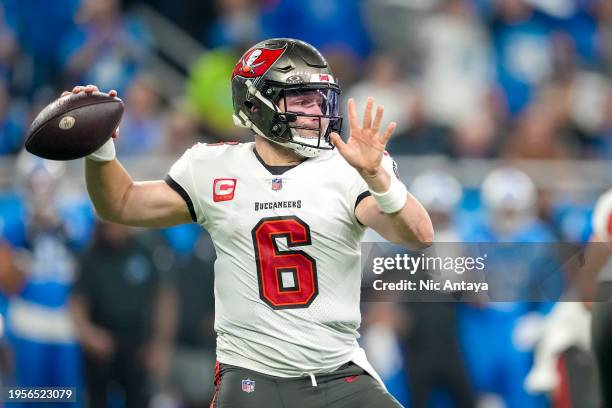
[87,138,116,162]
[369,175,408,213]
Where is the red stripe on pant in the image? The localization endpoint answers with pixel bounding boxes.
[210,360,221,408]
[553,355,571,408]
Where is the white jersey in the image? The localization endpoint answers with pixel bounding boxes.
[167,142,381,378]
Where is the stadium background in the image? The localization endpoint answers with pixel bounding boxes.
[0,0,610,407]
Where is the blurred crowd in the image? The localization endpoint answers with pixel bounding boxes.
[0,0,610,407]
[0,0,611,159]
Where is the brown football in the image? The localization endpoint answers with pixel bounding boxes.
[25,92,124,160]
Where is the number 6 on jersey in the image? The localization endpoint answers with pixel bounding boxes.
[251,216,318,309]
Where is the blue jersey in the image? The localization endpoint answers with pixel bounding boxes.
[0,193,94,339]
[458,218,556,408]
[19,230,76,309]
[0,192,27,248]
[0,192,92,402]
[0,193,94,307]
[463,217,562,309]
[492,12,556,114]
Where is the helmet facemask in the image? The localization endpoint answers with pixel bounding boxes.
[272,87,342,156]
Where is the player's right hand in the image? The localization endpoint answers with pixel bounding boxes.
[61,85,120,139]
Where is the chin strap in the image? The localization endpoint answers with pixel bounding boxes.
[235,110,321,158]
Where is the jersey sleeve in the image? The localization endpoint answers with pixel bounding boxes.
[165,147,204,224]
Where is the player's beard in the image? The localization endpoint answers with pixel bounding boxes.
[296,129,319,138]
[293,117,330,140]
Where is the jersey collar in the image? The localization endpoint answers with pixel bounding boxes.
[252,146,308,176]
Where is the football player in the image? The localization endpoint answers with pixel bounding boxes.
[67,38,433,407]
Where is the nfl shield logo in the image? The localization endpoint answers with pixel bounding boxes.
[272,178,283,191]
[242,378,256,393]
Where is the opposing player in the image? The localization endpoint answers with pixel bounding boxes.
[69,38,433,407]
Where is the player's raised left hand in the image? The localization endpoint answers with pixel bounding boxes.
[330,97,396,181]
